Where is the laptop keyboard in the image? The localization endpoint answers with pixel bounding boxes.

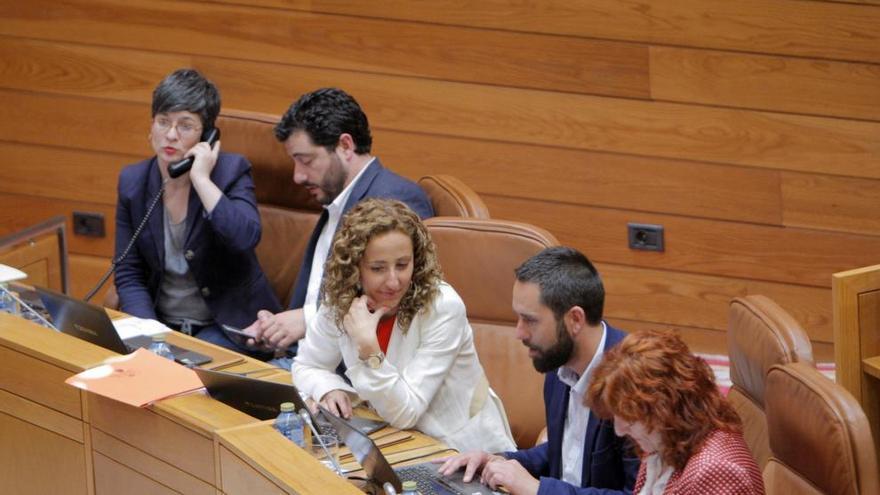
[396,464,454,495]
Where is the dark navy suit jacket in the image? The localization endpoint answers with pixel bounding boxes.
[505,324,639,495]
[287,158,433,310]
[114,152,282,330]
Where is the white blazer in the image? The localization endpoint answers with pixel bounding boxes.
[292,282,515,453]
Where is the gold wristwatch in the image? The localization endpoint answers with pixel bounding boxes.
[363,351,385,369]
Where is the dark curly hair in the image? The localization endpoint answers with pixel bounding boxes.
[321,198,442,331]
[274,87,372,154]
[586,329,742,471]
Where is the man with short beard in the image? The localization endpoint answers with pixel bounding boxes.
[242,88,433,363]
[439,247,638,495]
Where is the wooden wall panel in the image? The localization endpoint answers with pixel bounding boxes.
[0,142,135,204]
[0,90,150,156]
[3,46,878,180]
[485,195,880,288]
[381,130,783,225]
[215,0,880,63]
[199,56,880,178]
[598,262,832,343]
[650,47,880,121]
[69,254,112,301]
[0,194,115,258]
[0,0,650,98]
[782,172,880,236]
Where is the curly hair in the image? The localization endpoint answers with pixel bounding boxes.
[321,198,442,331]
[586,329,741,471]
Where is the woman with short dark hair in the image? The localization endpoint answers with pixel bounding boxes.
[114,69,280,357]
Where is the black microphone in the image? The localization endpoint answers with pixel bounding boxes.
[168,127,220,178]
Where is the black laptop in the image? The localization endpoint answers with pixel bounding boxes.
[193,367,388,437]
[37,286,212,366]
[319,405,500,495]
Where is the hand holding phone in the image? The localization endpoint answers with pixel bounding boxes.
[168,127,221,178]
[221,324,260,348]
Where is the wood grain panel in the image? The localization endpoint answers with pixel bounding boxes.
[196,58,880,178]
[0,235,62,291]
[608,318,834,362]
[381,130,783,224]
[88,393,216,484]
[91,428,215,495]
[69,253,111,301]
[650,46,880,121]
[230,0,880,64]
[0,89,150,155]
[0,36,189,103]
[0,193,115,257]
[597,262,832,343]
[0,412,88,495]
[0,142,134,205]
[0,88,785,225]
[4,64,879,180]
[0,344,83,418]
[484,195,880,288]
[781,172,880,236]
[0,1,650,98]
[92,452,179,495]
[0,388,83,442]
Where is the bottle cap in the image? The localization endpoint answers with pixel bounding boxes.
[401,481,418,491]
[151,333,167,342]
[280,402,295,412]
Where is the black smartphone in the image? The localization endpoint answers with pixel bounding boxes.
[168,127,221,178]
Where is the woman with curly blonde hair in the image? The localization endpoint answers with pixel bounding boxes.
[292,198,515,453]
[587,330,764,494]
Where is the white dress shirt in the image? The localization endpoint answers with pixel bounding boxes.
[293,282,516,454]
[558,322,607,486]
[302,158,375,324]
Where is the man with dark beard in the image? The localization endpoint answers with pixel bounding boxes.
[242,88,433,363]
[439,247,638,495]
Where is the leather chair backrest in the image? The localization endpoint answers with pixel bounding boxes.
[727,295,814,468]
[763,362,879,495]
[418,175,490,219]
[425,217,558,447]
[217,110,322,305]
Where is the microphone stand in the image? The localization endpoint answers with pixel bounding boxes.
[299,409,344,476]
[84,177,169,302]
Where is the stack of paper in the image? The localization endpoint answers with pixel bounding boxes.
[66,348,204,407]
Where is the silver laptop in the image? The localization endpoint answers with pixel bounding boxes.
[319,405,500,495]
[193,367,388,437]
[37,286,212,366]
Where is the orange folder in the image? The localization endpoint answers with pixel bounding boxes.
[65,348,205,407]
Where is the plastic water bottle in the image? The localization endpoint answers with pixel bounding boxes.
[400,480,420,495]
[274,402,305,447]
[0,284,16,315]
[148,334,175,360]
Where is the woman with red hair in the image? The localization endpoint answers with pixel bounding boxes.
[586,330,764,494]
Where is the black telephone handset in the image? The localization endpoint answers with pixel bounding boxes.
[167,127,221,179]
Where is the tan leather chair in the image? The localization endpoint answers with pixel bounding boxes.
[727,295,815,469]
[418,175,490,219]
[426,217,559,448]
[218,109,322,305]
[764,362,879,494]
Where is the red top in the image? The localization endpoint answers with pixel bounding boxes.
[377,315,396,354]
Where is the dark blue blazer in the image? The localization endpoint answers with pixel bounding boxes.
[287,158,433,310]
[505,324,639,495]
[114,152,282,329]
